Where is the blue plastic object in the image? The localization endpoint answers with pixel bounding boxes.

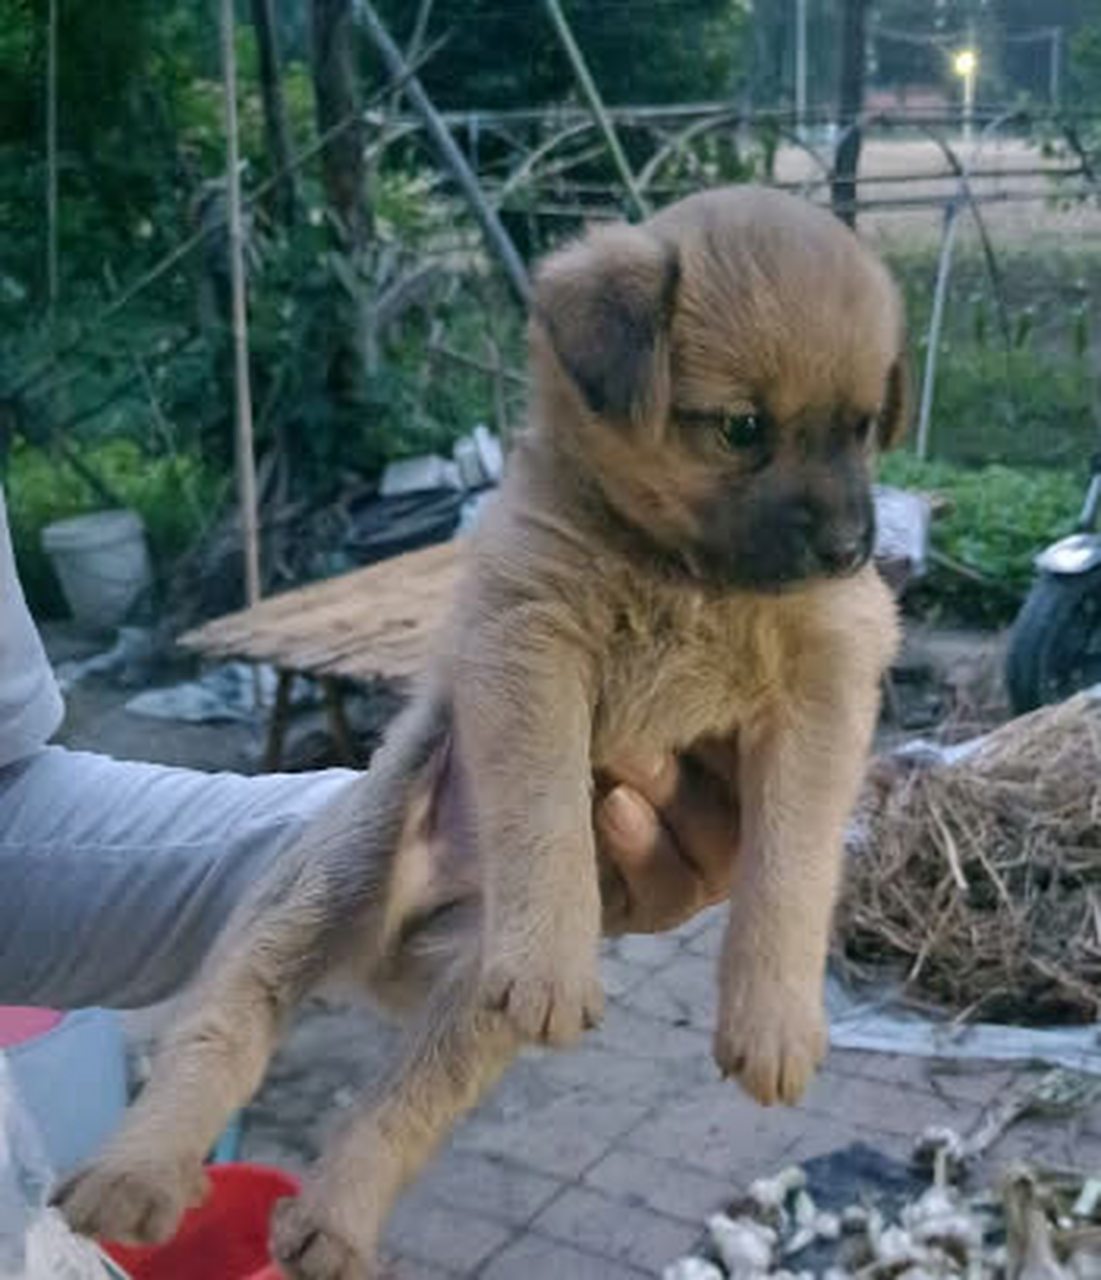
[3,1008,127,1177]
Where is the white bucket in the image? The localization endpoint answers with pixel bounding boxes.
[41,509,153,632]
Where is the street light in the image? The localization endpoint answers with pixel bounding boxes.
[953,47,978,145]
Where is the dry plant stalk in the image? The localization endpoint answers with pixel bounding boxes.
[836,692,1101,1025]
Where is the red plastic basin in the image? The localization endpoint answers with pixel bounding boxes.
[0,1006,62,1047]
[99,1163,298,1280]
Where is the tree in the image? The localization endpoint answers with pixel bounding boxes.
[251,0,297,225]
[311,0,371,252]
[309,0,372,406]
[374,0,750,109]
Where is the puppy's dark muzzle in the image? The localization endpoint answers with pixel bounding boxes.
[810,522,875,578]
[695,500,876,590]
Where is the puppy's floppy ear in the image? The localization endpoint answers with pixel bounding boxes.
[533,224,679,425]
[878,342,912,450]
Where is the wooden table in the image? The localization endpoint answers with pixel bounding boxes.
[179,540,460,769]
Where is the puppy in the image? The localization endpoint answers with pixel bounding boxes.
[57,186,906,1279]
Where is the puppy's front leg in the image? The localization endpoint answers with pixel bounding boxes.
[715,622,888,1106]
[454,615,603,1046]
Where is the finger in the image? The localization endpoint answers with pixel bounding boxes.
[596,786,708,932]
[601,753,680,808]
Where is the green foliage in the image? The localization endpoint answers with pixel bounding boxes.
[376,0,750,108]
[1069,1,1101,107]
[3,0,1099,637]
[877,241,1097,623]
[5,438,219,616]
[881,454,1081,624]
[887,244,1100,470]
[0,0,320,303]
[920,346,1094,468]
[0,0,35,140]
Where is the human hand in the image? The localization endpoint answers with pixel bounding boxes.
[595,738,739,936]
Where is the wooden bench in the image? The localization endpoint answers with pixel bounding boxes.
[179,540,460,769]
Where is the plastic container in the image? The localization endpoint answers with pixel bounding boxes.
[41,509,152,631]
[0,1053,114,1280]
[100,1163,300,1280]
[0,1007,61,1046]
[0,1006,127,1177]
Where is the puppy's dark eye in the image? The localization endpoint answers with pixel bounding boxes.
[720,413,765,450]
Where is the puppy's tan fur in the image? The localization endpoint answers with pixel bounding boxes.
[57,188,905,1280]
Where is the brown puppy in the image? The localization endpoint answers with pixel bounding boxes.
[56,186,906,1279]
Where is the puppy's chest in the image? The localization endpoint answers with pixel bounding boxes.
[590,592,771,766]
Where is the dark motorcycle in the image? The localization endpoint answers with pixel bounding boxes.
[1005,453,1101,713]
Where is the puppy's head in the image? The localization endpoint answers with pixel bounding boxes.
[530,186,910,590]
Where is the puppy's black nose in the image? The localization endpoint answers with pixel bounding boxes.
[815,532,870,575]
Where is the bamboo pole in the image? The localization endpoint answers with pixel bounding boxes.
[218,0,261,607]
[794,0,808,139]
[354,0,531,307]
[916,199,960,460]
[542,0,649,222]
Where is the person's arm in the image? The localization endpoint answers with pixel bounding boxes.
[0,737,736,1011]
[0,746,361,1009]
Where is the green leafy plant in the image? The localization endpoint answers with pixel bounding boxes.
[881,453,1081,625]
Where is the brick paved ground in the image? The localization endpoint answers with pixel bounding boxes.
[69,622,1084,1279]
[236,904,1101,1279]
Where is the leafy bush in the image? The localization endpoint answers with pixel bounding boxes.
[887,246,1100,472]
[922,348,1096,469]
[881,453,1081,625]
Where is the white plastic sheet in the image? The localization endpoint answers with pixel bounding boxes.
[827,975,1101,1075]
[0,1054,120,1278]
[124,661,314,724]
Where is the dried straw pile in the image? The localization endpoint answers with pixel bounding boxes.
[836,692,1101,1025]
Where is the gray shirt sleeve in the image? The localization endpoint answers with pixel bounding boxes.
[0,747,356,1008]
[0,488,63,768]
[0,485,358,1009]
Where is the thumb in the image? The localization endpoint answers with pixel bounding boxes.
[597,786,663,868]
[596,784,704,934]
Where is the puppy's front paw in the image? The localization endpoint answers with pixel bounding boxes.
[272,1196,375,1280]
[53,1154,208,1246]
[713,973,827,1107]
[481,948,604,1047]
